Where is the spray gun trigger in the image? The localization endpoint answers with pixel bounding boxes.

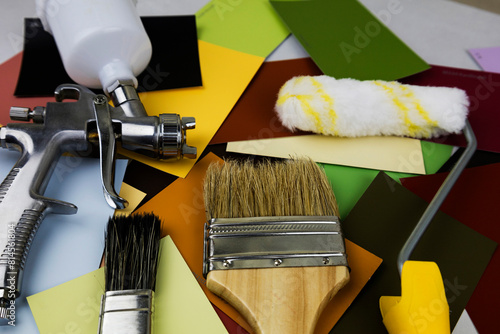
[92,94,128,210]
[103,190,128,210]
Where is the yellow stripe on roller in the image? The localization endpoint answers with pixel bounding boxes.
[276,92,291,106]
[399,85,439,133]
[309,77,338,135]
[298,95,324,133]
[277,77,338,135]
[374,81,428,137]
[276,76,338,135]
[276,91,324,133]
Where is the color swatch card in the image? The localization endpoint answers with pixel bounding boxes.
[0,53,54,126]
[401,163,500,334]
[468,46,500,73]
[115,183,147,217]
[121,0,290,178]
[15,16,203,96]
[335,172,496,333]
[196,0,289,57]
[120,40,264,178]
[134,153,383,334]
[226,134,427,174]
[27,236,228,334]
[269,0,429,80]
[210,57,320,145]
[319,140,453,219]
[0,151,127,333]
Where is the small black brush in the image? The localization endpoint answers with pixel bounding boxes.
[98,213,161,334]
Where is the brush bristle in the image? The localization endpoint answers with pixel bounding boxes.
[203,158,339,220]
[104,213,161,292]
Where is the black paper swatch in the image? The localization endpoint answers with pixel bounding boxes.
[15,16,202,96]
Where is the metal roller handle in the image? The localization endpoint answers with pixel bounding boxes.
[397,120,477,276]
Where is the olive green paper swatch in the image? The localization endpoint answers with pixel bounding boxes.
[270,0,429,80]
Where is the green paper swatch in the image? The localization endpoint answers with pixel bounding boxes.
[270,0,430,80]
[321,141,452,218]
[196,0,290,57]
[27,237,228,333]
[421,140,453,174]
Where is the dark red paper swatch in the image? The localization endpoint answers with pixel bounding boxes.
[210,57,318,144]
[401,65,500,153]
[401,163,500,334]
[335,172,495,333]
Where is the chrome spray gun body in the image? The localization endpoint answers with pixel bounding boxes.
[0,82,196,322]
[0,0,197,323]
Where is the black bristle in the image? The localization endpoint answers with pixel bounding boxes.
[104,213,161,292]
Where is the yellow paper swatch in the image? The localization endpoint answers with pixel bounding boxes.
[121,40,264,178]
[27,236,228,334]
[114,182,146,217]
[227,135,426,174]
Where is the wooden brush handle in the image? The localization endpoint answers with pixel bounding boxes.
[207,266,349,334]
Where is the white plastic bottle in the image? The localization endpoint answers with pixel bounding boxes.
[36,0,152,94]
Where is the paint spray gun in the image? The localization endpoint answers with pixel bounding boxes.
[0,0,196,323]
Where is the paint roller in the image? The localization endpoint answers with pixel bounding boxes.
[275,75,477,333]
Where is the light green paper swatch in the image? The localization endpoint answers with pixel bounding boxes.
[27,236,227,334]
[270,0,429,80]
[196,0,290,57]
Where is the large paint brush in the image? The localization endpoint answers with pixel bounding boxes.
[98,213,161,334]
[203,158,349,334]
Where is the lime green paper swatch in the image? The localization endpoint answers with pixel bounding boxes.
[322,164,380,219]
[27,236,227,334]
[270,0,429,80]
[321,141,452,218]
[322,164,419,219]
[421,140,453,174]
[196,0,289,57]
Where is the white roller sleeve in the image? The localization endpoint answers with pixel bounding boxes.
[275,75,469,139]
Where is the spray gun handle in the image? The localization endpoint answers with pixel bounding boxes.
[0,84,110,321]
[0,124,78,323]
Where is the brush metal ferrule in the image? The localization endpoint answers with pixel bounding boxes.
[203,216,348,277]
[98,289,154,334]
